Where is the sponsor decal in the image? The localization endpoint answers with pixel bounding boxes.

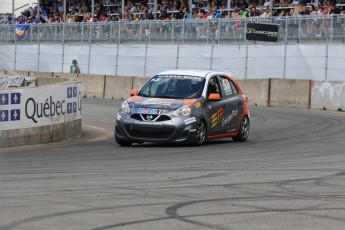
[246,23,279,42]
[134,121,162,126]
[116,113,121,121]
[184,117,196,125]
[157,75,203,80]
[194,102,201,108]
[222,109,239,127]
[189,129,197,132]
[137,108,161,115]
[227,129,236,133]
[211,107,224,128]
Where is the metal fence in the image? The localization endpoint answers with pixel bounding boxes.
[1,15,345,45]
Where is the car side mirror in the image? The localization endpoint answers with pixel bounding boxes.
[130,89,138,96]
[208,93,221,101]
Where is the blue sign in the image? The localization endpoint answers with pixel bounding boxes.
[73,86,77,97]
[11,109,20,121]
[73,102,77,112]
[67,87,73,98]
[0,93,9,105]
[0,110,9,122]
[67,103,73,114]
[11,93,21,104]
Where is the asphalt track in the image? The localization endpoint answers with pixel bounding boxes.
[1,98,345,230]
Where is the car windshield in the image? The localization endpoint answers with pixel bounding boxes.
[138,75,205,99]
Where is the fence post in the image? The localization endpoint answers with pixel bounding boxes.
[115,42,119,76]
[330,15,333,44]
[143,44,148,77]
[88,43,91,74]
[283,43,287,79]
[244,43,248,79]
[62,23,65,73]
[37,43,40,72]
[210,44,214,70]
[13,25,18,71]
[325,43,329,81]
[176,44,180,70]
[298,16,301,43]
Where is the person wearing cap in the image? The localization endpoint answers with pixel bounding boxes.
[70,60,80,74]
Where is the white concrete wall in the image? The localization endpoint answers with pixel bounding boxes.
[0,44,344,80]
[311,81,345,111]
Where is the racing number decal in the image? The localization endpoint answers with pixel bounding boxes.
[211,107,224,128]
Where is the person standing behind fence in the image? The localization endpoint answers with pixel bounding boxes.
[70,60,81,73]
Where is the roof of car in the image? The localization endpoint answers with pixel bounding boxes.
[158,70,222,78]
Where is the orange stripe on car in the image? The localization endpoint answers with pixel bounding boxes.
[183,99,197,105]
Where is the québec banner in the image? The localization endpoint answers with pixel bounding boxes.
[0,81,82,131]
[246,23,279,42]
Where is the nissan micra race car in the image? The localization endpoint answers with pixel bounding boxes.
[115,70,250,146]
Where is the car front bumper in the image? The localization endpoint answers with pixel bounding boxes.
[115,113,199,143]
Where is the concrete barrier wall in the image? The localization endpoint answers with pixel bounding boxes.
[1,120,81,148]
[269,79,311,109]
[311,81,345,111]
[238,79,270,107]
[29,71,53,78]
[104,76,133,100]
[78,74,106,99]
[36,77,69,86]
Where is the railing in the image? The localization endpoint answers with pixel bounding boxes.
[1,15,345,45]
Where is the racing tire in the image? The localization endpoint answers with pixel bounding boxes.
[194,120,207,146]
[233,116,250,142]
[115,136,133,146]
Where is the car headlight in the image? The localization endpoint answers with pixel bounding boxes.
[120,101,130,114]
[173,105,192,117]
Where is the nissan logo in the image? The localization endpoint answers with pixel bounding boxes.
[128,125,134,130]
[147,115,153,120]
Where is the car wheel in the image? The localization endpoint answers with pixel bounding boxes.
[195,120,207,145]
[115,136,133,146]
[233,116,250,142]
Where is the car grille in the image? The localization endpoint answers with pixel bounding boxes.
[131,114,171,122]
[126,125,175,139]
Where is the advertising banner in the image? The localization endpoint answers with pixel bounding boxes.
[246,23,279,42]
[0,81,82,131]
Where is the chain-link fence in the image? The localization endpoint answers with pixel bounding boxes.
[1,15,345,45]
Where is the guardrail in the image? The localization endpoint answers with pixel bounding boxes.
[0,15,345,44]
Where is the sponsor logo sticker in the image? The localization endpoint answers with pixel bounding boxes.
[184,117,196,125]
[211,107,224,128]
[222,109,239,127]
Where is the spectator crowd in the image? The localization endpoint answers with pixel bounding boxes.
[1,0,345,24]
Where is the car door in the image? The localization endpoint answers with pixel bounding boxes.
[205,75,228,136]
[218,75,243,132]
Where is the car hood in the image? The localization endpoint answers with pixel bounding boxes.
[128,96,197,110]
